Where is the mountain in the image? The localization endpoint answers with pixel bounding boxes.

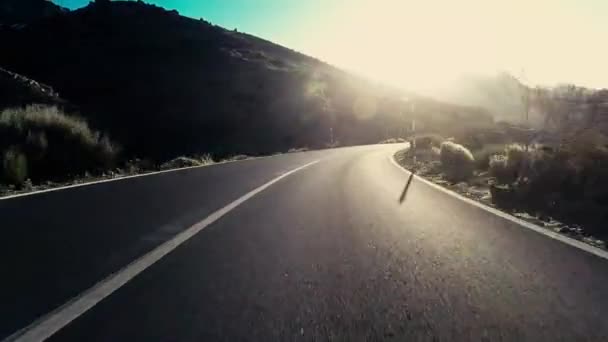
[0,0,67,25]
[0,0,491,160]
[432,73,531,124]
[434,73,608,131]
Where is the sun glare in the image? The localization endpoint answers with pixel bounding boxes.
[303,0,608,91]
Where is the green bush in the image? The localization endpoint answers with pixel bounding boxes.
[2,147,28,186]
[0,105,118,182]
[439,141,475,182]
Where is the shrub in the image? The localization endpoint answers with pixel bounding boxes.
[223,154,249,162]
[473,144,506,170]
[160,156,204,170]
[439,141,475,182]
[489,145,550,185]
[0,105,118,182]
[488,154,515,184]
[505,144,527,175]
[191,153,214,165]
[484,131,608,237]
[199,153,214,164]
[411,134,444,149]
[2,147,28,186]
[123,158,157,174]
[413,145,441,162]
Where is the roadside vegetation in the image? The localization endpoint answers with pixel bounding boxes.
[0,103,253,197]
[0,105,117,187]
[396,86,608,248]
[159,154,214,170]
[378,138,406,144]
[287,147,310,153]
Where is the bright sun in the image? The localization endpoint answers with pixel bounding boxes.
[302,0,608,91]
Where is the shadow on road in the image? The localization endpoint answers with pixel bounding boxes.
[399,171,415,204]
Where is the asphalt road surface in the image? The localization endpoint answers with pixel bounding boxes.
[2,144,608,341]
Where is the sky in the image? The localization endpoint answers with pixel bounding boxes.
[54,0,608,91]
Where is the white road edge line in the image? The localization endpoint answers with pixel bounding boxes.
[4,160,320,342]
[0,155,277,201]
[388,154,608,261]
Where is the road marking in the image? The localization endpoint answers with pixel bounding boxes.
[0,155,277,201]
[388,154,608,261]
[4,160,320,342]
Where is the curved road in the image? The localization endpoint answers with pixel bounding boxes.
[2,144,608,341]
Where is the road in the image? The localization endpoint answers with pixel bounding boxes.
[2,144,608,341]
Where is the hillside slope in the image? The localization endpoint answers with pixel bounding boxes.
[0,1,491,160]
[437,73,608,132]
[0,67,66,108]
[0,0,67,25]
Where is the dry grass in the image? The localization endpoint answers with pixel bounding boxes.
[159,154,215,170]
[0,105,118,185]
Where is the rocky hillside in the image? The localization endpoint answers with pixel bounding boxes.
[0,67,66,108]
[0,0,491,160]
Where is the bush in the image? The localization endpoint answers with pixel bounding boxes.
[411,134,443,149]
[472,144,505,170]
[2,147,28,186]
[488,154,515,184]
[439,141,475,182]
[412,145,440,162]
[490,135,608,236]
[223,154,249,162]
[191,153,214,165]
[505,144,527,176]
[0,105,118,182]
[160,156,206,170]
[486,144,532,184]
[123,158,157,174]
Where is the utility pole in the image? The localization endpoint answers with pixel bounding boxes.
[411,119,416,164]
[518,68,530,125]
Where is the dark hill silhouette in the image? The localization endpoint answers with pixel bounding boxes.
[0,0,492,160]
[0,0,67,25]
